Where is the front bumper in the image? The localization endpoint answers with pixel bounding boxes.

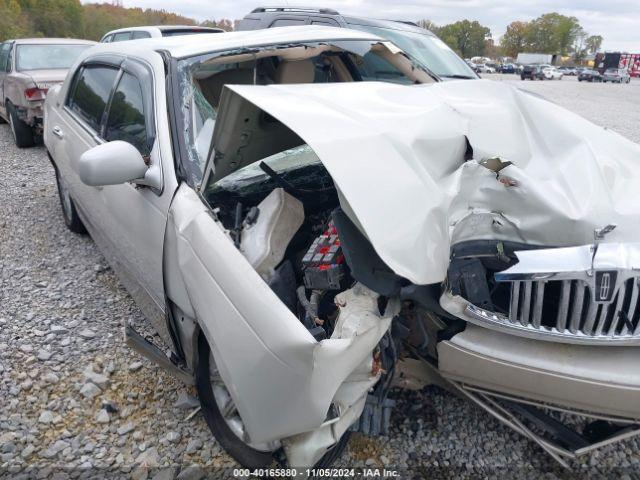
[438,324,640,420]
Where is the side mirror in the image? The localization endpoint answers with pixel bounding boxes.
[76,141,148,187]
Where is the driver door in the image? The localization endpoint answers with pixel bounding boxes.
[54,56,173,334]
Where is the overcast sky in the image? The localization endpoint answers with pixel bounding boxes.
[91,0,640,52]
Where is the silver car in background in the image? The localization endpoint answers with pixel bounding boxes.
[0,38,94,147]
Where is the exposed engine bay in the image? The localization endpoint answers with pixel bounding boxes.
[204,145,463,440]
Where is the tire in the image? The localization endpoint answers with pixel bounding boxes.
[196,334,351,469]
[54,167,87,234]
[7,102,34,148]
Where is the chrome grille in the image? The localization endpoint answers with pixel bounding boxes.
[458,243,640,345]
[506,277,640,340]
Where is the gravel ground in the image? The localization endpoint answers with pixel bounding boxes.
[1,76,639,479]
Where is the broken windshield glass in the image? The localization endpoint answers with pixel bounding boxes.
[176,39,434,186]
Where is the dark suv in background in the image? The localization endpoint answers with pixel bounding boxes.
[237,7,478,81]
[520,65,543,80]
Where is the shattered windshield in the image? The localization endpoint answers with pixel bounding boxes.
[177,39,434,186]
[346,24,477,79]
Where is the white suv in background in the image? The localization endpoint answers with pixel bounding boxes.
[100,25,223,43]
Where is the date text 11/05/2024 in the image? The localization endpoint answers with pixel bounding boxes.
[232,468,400,477]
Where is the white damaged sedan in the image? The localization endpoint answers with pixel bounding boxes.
[45,26,640,469]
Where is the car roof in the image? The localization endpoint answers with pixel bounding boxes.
[105,25,223,34]
[87,25,383,60]
[246,7,437,36]
[9,38,96,45]
[341,15,437,37]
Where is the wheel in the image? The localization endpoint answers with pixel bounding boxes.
[54,167,86,234]
[7,102,34,148]
[196,334,351,469]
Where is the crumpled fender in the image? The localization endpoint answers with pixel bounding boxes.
[165,184,398,444]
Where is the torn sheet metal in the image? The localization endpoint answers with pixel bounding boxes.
[166,184,399,448]
[217,80,640,285]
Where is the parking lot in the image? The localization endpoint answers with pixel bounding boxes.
[1,76,639,479]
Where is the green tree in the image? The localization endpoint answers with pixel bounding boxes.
[17,0,84,38]
[526,12,582,55]
[416,19,439,34]
[0,0,28,40]
[200,19,234,31]
[572,28,589,63]
[81,3,198,40]
[437,20,492,57]
[500,21,530,57]
[586,35,603,54]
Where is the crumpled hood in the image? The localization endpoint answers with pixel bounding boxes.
[224,80,640,285]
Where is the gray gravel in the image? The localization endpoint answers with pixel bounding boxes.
[1,76,639,478]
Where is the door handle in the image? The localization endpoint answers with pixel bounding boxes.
[52,126,64,139]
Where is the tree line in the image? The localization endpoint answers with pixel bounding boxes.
[419,12,603,61]
[0,1,604,62]
[0,0,234,41]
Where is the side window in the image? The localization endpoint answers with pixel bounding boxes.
[0,43,11,72]
[112,32,132,42]
[102,35,113,43]
[131,31,151,40]
[67,65,119,132]
[270,18,307,27]
[105,72,150,156]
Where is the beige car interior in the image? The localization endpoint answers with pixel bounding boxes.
[194,43,432,110]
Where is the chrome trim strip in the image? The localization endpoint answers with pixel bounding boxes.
[465,303,640,345]
[532,281,545,328]
[569,284,584,334]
